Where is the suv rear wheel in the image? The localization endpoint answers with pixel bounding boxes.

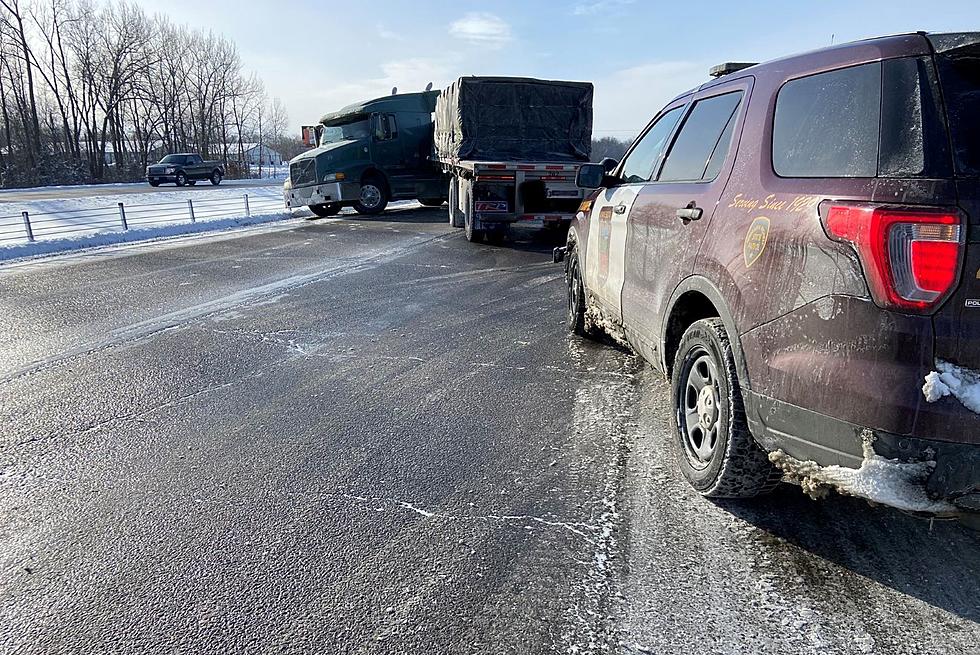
[671,318,781,498]
[210,171,222,186]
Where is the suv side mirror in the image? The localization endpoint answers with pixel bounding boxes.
[576,163,605,188]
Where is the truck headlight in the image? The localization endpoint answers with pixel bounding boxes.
[321,172,346,183]
[165,167,175,174]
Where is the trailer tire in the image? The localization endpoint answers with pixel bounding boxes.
[463,182,482,242]
[448,177,464,228]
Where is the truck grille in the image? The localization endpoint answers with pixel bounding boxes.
[290,159,317,186]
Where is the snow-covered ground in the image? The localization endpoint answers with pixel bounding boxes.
[0,185,295,262]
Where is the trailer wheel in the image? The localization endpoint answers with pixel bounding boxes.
[463,183,483,242]
[448,177,464,228]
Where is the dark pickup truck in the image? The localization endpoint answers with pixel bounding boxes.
[146,153,224,187]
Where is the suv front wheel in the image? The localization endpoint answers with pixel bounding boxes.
[671,318,781,498]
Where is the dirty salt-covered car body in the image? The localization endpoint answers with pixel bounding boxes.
[560,32,980,520]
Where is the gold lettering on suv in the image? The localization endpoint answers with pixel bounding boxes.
[744,217,771,268]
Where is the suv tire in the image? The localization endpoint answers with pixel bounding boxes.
[353,175,388,215]
[210,171,222,186]
[175,172,187,187]
[671,318,781,498]
[567,253,600,339]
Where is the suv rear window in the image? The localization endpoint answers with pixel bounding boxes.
[772,58,950,178]
[773,63,880,177]
[934,46,980,176]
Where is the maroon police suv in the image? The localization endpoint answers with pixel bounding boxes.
[562,32,980,520]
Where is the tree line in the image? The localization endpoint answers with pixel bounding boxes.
[0,0,294,187]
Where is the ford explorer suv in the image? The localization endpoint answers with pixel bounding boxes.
[146,153,224,187]
[559,32,980,522]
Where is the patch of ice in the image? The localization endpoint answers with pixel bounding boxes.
[922,359,980,414]
[768,430,956,514]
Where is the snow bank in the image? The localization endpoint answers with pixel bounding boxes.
[769,430,956,514]
[0,211,299,262]
[923,359,980,414]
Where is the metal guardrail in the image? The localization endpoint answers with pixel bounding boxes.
[0,193,289,245]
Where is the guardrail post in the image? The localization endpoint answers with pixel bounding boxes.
[187,199,196,223]
[21,211,34,242]
[244,194,250,218]
[118,202,128,230]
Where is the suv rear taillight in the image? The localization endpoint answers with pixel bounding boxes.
[820,202,964,312]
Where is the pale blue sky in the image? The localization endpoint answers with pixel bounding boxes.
[146,0,980,138]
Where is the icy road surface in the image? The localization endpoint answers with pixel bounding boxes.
[0,207,978,654]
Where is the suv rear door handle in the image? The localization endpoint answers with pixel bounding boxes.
[614,204,627,214]
[676,202,703,222]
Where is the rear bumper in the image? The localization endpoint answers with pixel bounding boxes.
[285,182,360,208]
[746,391,980,509]
[475,213,574,229]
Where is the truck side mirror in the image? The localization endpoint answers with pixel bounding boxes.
[576,163,606,189]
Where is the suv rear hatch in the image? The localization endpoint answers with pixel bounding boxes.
[928,34,980,375]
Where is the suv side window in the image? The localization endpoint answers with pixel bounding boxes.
[619,106,683,184]
[773,63,881,177]
[659,91,743,182]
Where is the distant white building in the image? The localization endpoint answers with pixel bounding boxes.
[228,143,283,167]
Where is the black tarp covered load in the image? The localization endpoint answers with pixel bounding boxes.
[434,77,593,163]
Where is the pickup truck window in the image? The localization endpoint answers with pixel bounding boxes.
[620,106,683,184]
[187,155,202,165]
[160,155,185,164]
[659,91,742,182]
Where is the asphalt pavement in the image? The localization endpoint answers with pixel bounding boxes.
[1,207,978,654]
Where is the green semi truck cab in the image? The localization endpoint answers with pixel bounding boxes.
[285,90,448,217]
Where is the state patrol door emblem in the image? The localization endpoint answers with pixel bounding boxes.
[744,217,770,268]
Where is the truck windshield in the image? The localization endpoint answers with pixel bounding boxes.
[320,118,370,146]
[934,47,980,175]
[159,155,184,164]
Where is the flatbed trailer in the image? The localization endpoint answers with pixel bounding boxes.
[440,159,588,242]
